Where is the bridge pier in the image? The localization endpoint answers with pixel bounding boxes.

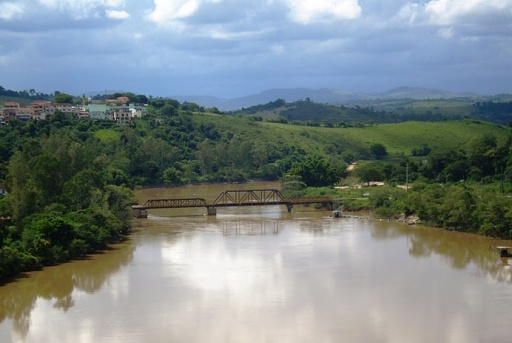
[286,203,293,213]
[132,205,148,219]
[206,206,217,216]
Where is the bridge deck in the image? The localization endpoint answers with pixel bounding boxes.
[143,198,207,209]
[136,189,344,211]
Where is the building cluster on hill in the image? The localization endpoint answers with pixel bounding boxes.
[1,96,147,125]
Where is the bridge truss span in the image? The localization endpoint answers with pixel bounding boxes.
[143,198,207,209]
[134,189,343,218]
[212,189,286,206]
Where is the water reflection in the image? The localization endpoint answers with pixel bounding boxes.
[3,183,512,342]
[222,220,280,236]
[365,219,512,283]
[0,240,135,339]
[142,207,512,286]
[137,215,512,342]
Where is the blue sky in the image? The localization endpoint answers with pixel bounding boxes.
[0,0,511,98]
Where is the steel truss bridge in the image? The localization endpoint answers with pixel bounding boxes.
[133,189,340,217]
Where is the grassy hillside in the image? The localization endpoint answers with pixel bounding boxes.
[232,98,512,125]
[187,113,509,160]
[332,120,509,155]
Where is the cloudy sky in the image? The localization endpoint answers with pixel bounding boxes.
[0,0,511,98]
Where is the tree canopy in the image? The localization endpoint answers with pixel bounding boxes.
[54,92,74,104]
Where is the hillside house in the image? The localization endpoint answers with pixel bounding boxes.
[2,99,145,124]
[87,104,111,120]
[2,102,20,121]
[31,100,52,119]
[112,107,132,125]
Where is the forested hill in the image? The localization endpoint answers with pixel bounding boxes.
[230,98,512,126]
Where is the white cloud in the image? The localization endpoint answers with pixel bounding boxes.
[285,0,361,24]
[38,0,127,20]
[148,0,200,23]
[106,10,130,20]
[394,3,420,26]
[0,0,511,97]
[148,0,362,27]
[39,0,125,7]
[209,27,273,40]
[425,0,512,25]
[0,2,25,21]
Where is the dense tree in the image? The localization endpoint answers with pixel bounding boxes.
[1,125,134,279]
[182,102,204,112]
[0,85,51,100]
[411,144,432,156]
[163,166,183,186]
[468,134,498,178]
[288,155,339,187]
[280,174,306,198]
[7,151,40,223]
[54,93,74,104]
[149,98,165,109]
[197,139,216,176]
[477,192,512,237]
[354,163,385,186]
[368,186,407,217]
[370,143,388,159]
[160,104,176,117]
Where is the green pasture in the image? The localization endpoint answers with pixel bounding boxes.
[94,129,121,141]
[190,113,509,160]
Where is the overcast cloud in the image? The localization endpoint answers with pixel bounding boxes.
[0,0,511,98]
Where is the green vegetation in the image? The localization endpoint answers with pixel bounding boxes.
[232,98,512,126]
[0,86,52,103]
[287,131,512,238]
[1,86,512,281]
[54,92,74,104]
[0,118,134,280]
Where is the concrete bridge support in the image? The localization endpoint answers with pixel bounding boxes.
[207,206,217,216]
[132,206,148,218]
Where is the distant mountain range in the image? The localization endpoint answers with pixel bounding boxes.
[172,87,483,110]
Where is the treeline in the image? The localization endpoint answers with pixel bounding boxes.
[473,101,512,125]
[122,115,344,185]
[351,182,512,238]
[0,110,311,188]
[0,86,52,101]
[0,115,133,280]
[231,98,512,126]
[237,98,286,114]
[232,99,390,125]
[332,134,512,238]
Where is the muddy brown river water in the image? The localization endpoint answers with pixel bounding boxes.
[1,182,512,342]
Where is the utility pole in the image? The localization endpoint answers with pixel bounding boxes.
[406,163,409,193]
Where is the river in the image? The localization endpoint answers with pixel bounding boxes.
[1,182,512,342]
